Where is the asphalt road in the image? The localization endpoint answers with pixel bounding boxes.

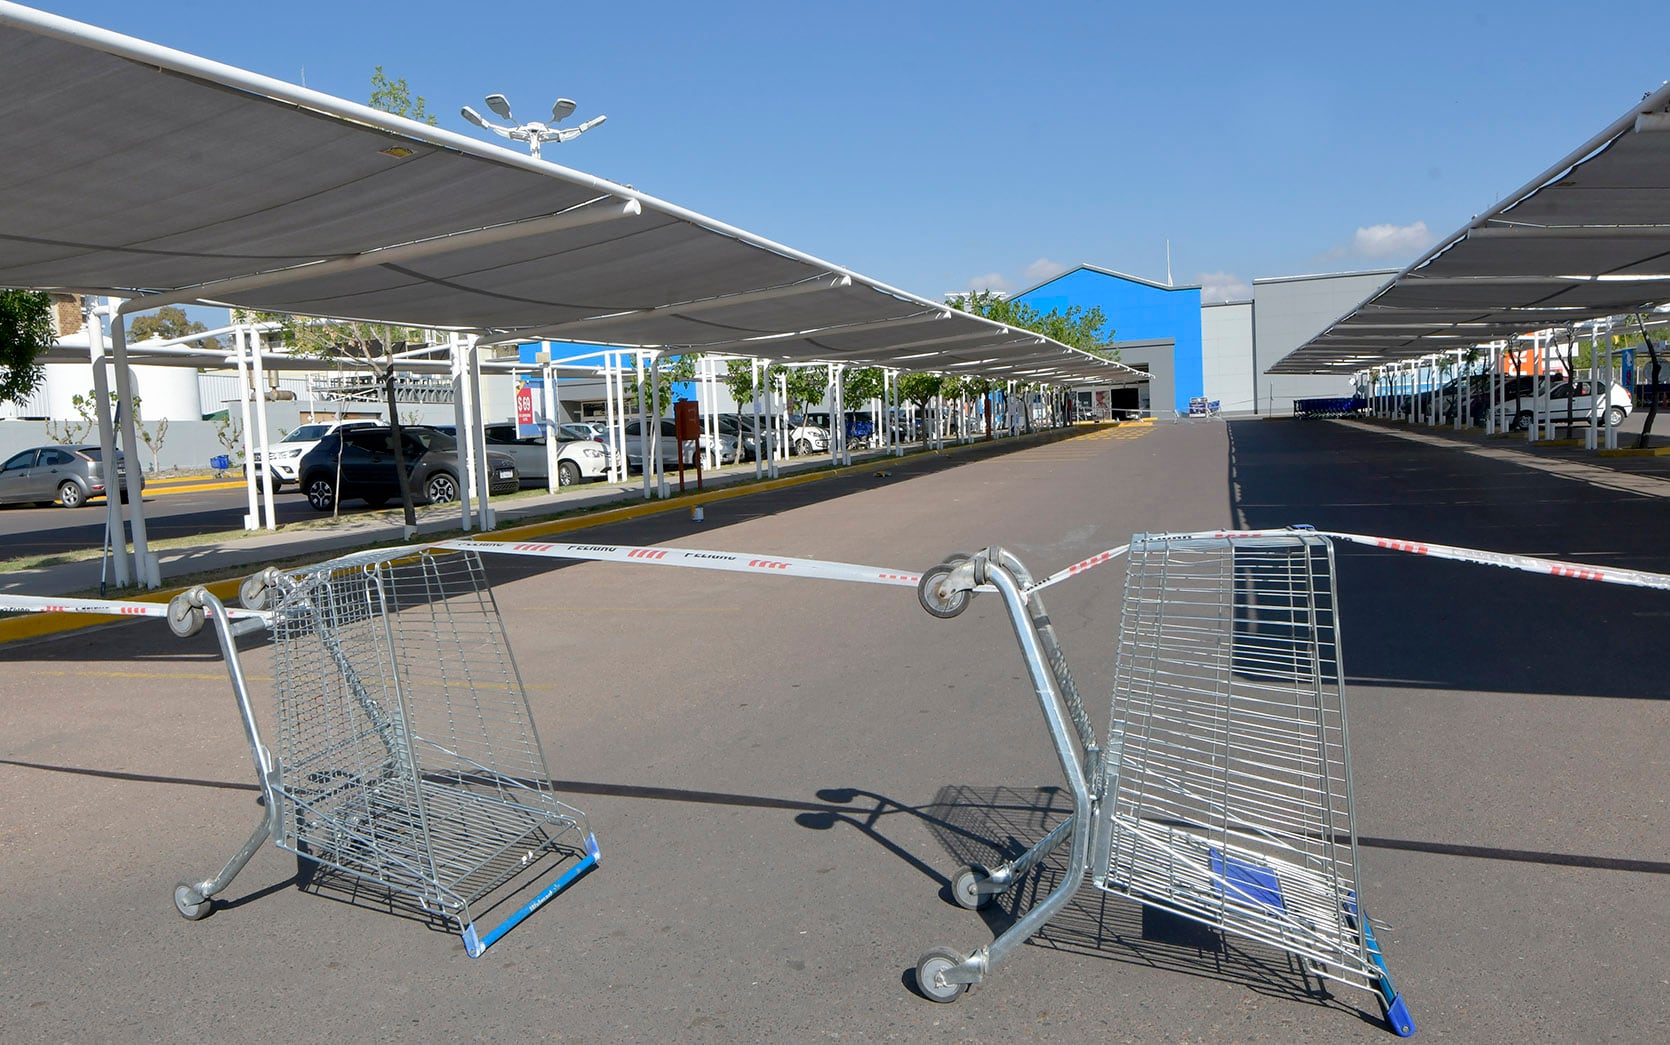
[1,419,1665,1042]
[0,484,323,558]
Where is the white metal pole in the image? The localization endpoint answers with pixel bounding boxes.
[86,303,130,587]
[776,372,787,470]
[450,334,474,532]
[650,354,667,499]
[107,311,158,588]
[543,359,560,494]
[232,324,260,530]
[751,358,763,480]
[1603,318,1618,450]
[249,327,276,531]
[466,335,493,530]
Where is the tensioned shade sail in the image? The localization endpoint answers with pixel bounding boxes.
[1271,82,1670,374]
[0,2,1137,387]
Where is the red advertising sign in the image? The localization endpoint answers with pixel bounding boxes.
[515,384,537,437]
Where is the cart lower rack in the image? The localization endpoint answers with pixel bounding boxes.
[912,532,1414,1036]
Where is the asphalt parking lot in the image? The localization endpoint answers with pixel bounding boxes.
[2,419,1665,1042]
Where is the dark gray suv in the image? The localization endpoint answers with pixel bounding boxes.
[296,425,517,511]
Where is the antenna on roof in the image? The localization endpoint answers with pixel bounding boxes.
[1166,240,1173,287]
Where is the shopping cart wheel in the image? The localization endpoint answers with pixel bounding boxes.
[915,947,970,1003]
[173,882,212,921]
[167,593,205,639]
[950,864,994,910]
[918,556,973,619]
[239,571,272,611]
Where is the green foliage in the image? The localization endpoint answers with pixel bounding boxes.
[370,67,438,125]
[45,388,141,446]
[213,414,244,458]
[0,289,53,404]
[720,358,828,414]
[625,352,698,412]
[842,366,884,405]
[129,306,221,351]
[783,365,829,415]
[722,357,770,405]
[897,371,943,412]
[947,289,1115,359]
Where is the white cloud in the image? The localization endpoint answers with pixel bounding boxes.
[1022,257,1068,285]
[1347,221,1433,259]
[1197,271,1251,303]
[963,272,1010,293]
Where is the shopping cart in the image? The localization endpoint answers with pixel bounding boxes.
[912,531,1414,1036]
[166,545,597,956]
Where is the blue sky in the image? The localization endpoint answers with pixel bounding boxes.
[33,0,1670,305]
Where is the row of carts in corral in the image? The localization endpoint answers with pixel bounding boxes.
[8,525,1668,1034]
[1294,396,1369,419]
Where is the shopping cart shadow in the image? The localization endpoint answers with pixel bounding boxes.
[801,782,1371,1021]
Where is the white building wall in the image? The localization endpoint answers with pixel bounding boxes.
[1201,301,1254,415]
[1251,270,1396,414]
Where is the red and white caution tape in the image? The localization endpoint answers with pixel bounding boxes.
[454,539,922,589]
[1024,527,1670,595]
[0,592,270,621]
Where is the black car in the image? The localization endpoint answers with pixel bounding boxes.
[296,425,518,512]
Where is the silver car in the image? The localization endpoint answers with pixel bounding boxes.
[0,444,144,508]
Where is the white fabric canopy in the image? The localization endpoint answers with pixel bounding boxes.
[0,2,1136,387]
[1272,83,1670,374]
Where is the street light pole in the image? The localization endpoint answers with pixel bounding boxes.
[460,93,606,158]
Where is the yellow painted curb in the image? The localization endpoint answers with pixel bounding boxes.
[1598,445,1670,457]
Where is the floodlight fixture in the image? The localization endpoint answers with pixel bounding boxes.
[458,91,607,159]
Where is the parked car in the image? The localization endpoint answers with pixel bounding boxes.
[1490,378,1632,431]
[786,416,830,456]
[246,418,379,492]
[621,418,698,472]
[0,444,144,508]
[479,422,609,486]
[296,425,517,512]
[558,421,607,443]
[717,413,769,461]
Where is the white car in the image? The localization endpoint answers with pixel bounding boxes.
[247,418,379,491]
[787,420,829,456]
[1492,379,1632,431]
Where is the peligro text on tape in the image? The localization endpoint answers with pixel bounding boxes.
[452,539,922,588]
[0,591,271,622]
[1022,527,1670,595]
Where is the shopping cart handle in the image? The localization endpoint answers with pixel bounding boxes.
[462,833,601,957]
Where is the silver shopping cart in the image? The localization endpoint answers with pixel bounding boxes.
[912,531,1414,1036]
[167,545,597,956]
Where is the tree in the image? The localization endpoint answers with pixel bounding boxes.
[626,352,698,413]
[841,366,884,408]
[247,311,427,528]
[129,305,222,351]
[897,371,943,441]
[946,290,1115,358]
[370,67,438,125]
[1,289,53,405]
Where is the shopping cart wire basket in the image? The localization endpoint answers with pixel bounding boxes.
[912,531,1414,1036]
[167,545,597,957]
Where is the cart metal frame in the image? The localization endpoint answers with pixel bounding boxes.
[166,546,597,957]
[911,533,1414,1036]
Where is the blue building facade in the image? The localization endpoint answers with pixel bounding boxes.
[1016,266,1204,415]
